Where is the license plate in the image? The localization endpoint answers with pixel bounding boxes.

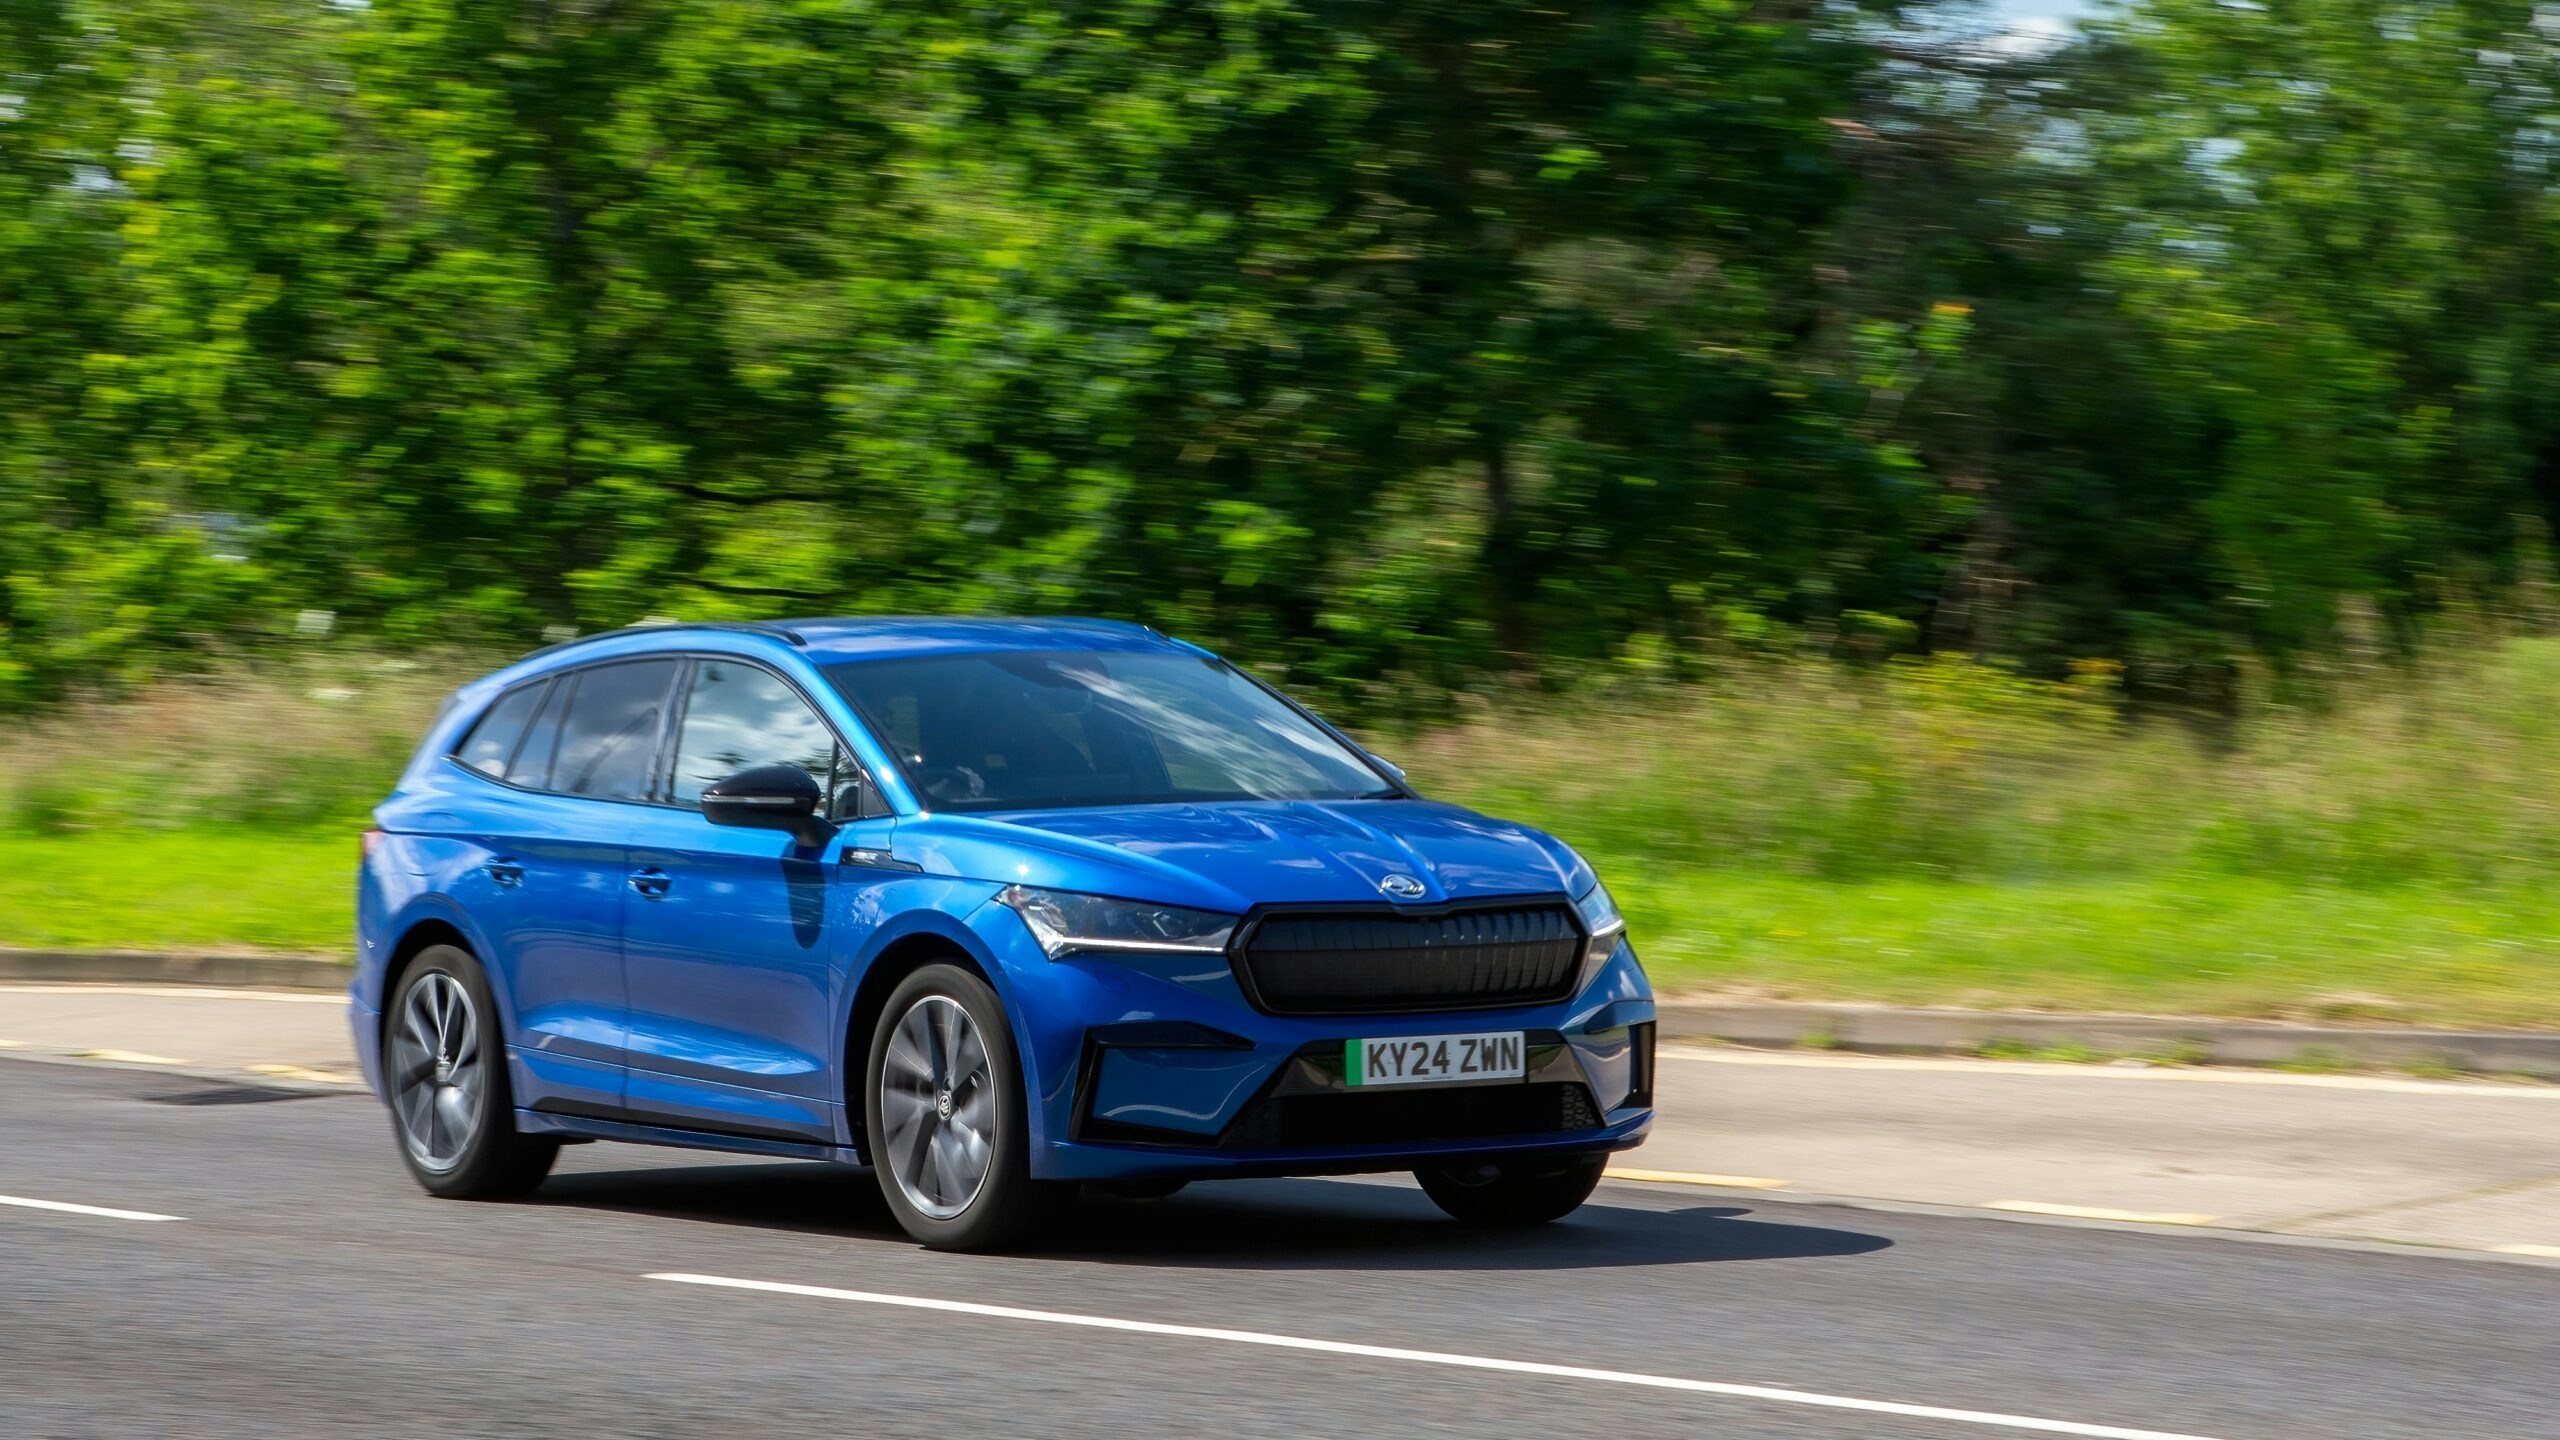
[1345,1031,1525,1087]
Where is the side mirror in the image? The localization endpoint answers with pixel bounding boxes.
[701,763,833,848]
[1362,748,1407,783]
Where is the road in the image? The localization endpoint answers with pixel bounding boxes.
[4,1059,2556,1440]
[12,980,2560,1252]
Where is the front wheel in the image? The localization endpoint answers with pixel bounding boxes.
[1416,1154,1607,1225]
[864,964,1050,1251]
[385,945,559,1199]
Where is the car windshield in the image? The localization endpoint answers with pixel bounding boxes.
[823,650,1398,812]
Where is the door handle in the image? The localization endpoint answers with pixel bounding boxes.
[628,867,673,899]
[485,859,526,889]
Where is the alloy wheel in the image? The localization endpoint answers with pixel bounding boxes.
[878,995,997,1220]
[391,971,484,1173]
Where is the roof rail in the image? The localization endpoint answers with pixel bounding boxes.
[517,619,807,664]
[1041,615,1164,635]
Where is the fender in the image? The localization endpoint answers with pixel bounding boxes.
[379,891,517,1032]
[831,885,1013,1065]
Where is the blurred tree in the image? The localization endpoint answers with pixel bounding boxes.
[849,0,1880,700]
[1848,0,2560,693]
[2084,0,2560,658]
[14,0,2560,714]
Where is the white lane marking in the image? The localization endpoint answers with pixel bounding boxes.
[1661,1045,2560,1097]
[647,1272,2231,1440]
[0,984,343,1004]
[75,1049,187,1065]
[1987,1200,2217,1227]
[2494,1243,2560,1259]
[1607,1166,1789,1190]
[0,1193,183,1223]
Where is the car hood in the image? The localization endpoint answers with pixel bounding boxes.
[898,799,1593,915]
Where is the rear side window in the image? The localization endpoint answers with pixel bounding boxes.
[669,660,837,807]
[549,660,680,801]
[454,680,549,779]
[509,678,570,789]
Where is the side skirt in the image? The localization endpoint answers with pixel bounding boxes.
[518,1108,866,1166]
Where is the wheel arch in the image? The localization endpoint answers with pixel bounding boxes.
[379,918,474,1049]
[840,929,1010,1160]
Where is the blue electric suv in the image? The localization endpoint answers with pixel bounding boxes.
[354,617,1655,1249]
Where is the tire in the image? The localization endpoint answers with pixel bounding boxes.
[1415,1154,1607,1225]
[863,964,1052,1251]
[384,945,560,1199]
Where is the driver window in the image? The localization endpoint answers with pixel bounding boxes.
[671,660,837,809]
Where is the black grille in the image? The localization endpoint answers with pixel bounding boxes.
[1223,1082,1602,1150]
[1237,902,1582,1015]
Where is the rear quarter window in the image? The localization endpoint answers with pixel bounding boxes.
[509,678,571,789]
[454,680,550,779]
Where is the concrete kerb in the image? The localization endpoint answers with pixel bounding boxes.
[10,950,2559,1081]
[1659,999,2560,1081]
[0,949,347,993]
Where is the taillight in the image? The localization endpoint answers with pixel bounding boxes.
[361,828,385,859]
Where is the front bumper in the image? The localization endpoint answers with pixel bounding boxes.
[1040,1024,1653,1181]
[1037,1107,1653,1182]
[350,999,384,1100]
[974,900,1659,1183]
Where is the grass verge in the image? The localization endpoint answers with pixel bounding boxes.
[7,830,2558,1030]
[4,637,2559,1028]
[0,831,351,955]
[1600,870,2560,1029]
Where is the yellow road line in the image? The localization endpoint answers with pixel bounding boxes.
[246,1062,357,1085]
[1607,1166,1789,1190]
[2493,1243,2560,1259]
[1986,1200,2217,1226]
[0,1039,24,1049]
[75,1049,187,1066]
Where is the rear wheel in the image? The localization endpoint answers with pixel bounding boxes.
[864,964,1051,1250]
[1415,1154,1607,1225]
[385,945,559,1199]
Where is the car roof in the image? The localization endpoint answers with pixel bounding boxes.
[511,615,1196,671]
[784,615,1189,663]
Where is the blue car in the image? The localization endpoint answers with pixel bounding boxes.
[354,617,1654,1249]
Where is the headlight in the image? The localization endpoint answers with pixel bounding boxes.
[994,885,1238,960]
[1577,879,1628,965]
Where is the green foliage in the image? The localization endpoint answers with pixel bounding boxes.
[0,649,464,832]
[0,0,1886,714]
[11,0,2560,719]
[1407,636,2560,889]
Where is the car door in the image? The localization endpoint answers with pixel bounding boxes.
[440,659,678,1114]
[618,656,900,1142]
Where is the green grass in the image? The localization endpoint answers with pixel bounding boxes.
[6,829,2557,1029]
[5,637,2560,1027]
[1592,870,2560,1029]
[0,831,353,956]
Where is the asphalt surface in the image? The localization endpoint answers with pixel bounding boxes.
[3,1059,2556,1439]
[17,982,2560,1252]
